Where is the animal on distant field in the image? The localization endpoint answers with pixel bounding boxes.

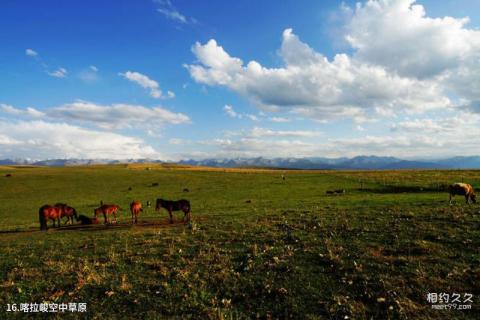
[448,183,476,204]
[282,174,285,181]
[326,190,335,195]
[77,214,99,225]
[39,205,63,230]
[183,188,189,192]
[5,173,12,177]
[54,203,78,225]
[130,201,142,224]
[94,204,120,224]
[152,182,159,187]
[146,200,151,208]
[334,189,346,195]
[155,198,191,223]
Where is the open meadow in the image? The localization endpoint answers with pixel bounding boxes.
[0,164,479,319]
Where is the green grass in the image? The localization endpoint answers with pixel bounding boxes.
[0,165,479,319]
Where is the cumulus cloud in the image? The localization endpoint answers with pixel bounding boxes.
[186,28,451,122]
[186,0,480,122]
[345,0,480,79]
[48,101,190,129]
[0,120,161,160]
[119,71,174,99]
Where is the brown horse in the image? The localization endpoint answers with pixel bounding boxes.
[449,183,476,204]
[94,204,120,224]
[39,205,63,230]
[155,198,191,223]
[130,201,142,224]
[54,203,78,225]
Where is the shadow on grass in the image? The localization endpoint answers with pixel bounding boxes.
[0,217,204,234]
[357,185,448,194]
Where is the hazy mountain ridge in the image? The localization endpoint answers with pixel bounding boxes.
[2,155,478,169]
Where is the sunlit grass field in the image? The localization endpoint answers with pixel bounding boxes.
[0,164,479,319]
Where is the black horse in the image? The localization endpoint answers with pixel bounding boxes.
[155,198,191,223]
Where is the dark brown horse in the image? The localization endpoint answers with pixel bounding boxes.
[155,198,191,223]
[39,205,63,230]
[94,204,120,224]
[449,183,476,204]
[54,203,78,225]
[130,201,142,224]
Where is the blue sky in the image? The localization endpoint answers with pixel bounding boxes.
[1,0,479,160]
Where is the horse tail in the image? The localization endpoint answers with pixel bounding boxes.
[39,206,47,231]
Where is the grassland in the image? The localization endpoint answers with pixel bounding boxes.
[0,164,479,319]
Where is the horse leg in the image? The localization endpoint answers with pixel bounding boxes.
[465,194,469,204]
[114,212,117,223]
[104,213,108,225]
[169,207,173,224]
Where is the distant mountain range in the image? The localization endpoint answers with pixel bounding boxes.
[3,155,480,169]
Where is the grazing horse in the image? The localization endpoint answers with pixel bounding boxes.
[155,198,191,223]
[94,204,120,224]
[39,205,63,230]
[449,183,476,204]
[77,214,99,225]
[55,203,78,225]
[130,201,142,224]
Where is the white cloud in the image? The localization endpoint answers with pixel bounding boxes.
[186,110,480,159]
[345,0,480,79]
[223,105,241,118]
[169,138,190,145]
[245,114,259,121]
[0,120,161,160]
[47,67,67,78]
[186,1,480,123]
[250,127,322,138]
[155,0,195,24]
[0,104,45,118]
[79,66,99,83]
[25,49,38,57]
[49,101,190,129]
[187,28,451,122]
[119,71,174,99]
[269,117,290,123]
[223,105,261,121]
